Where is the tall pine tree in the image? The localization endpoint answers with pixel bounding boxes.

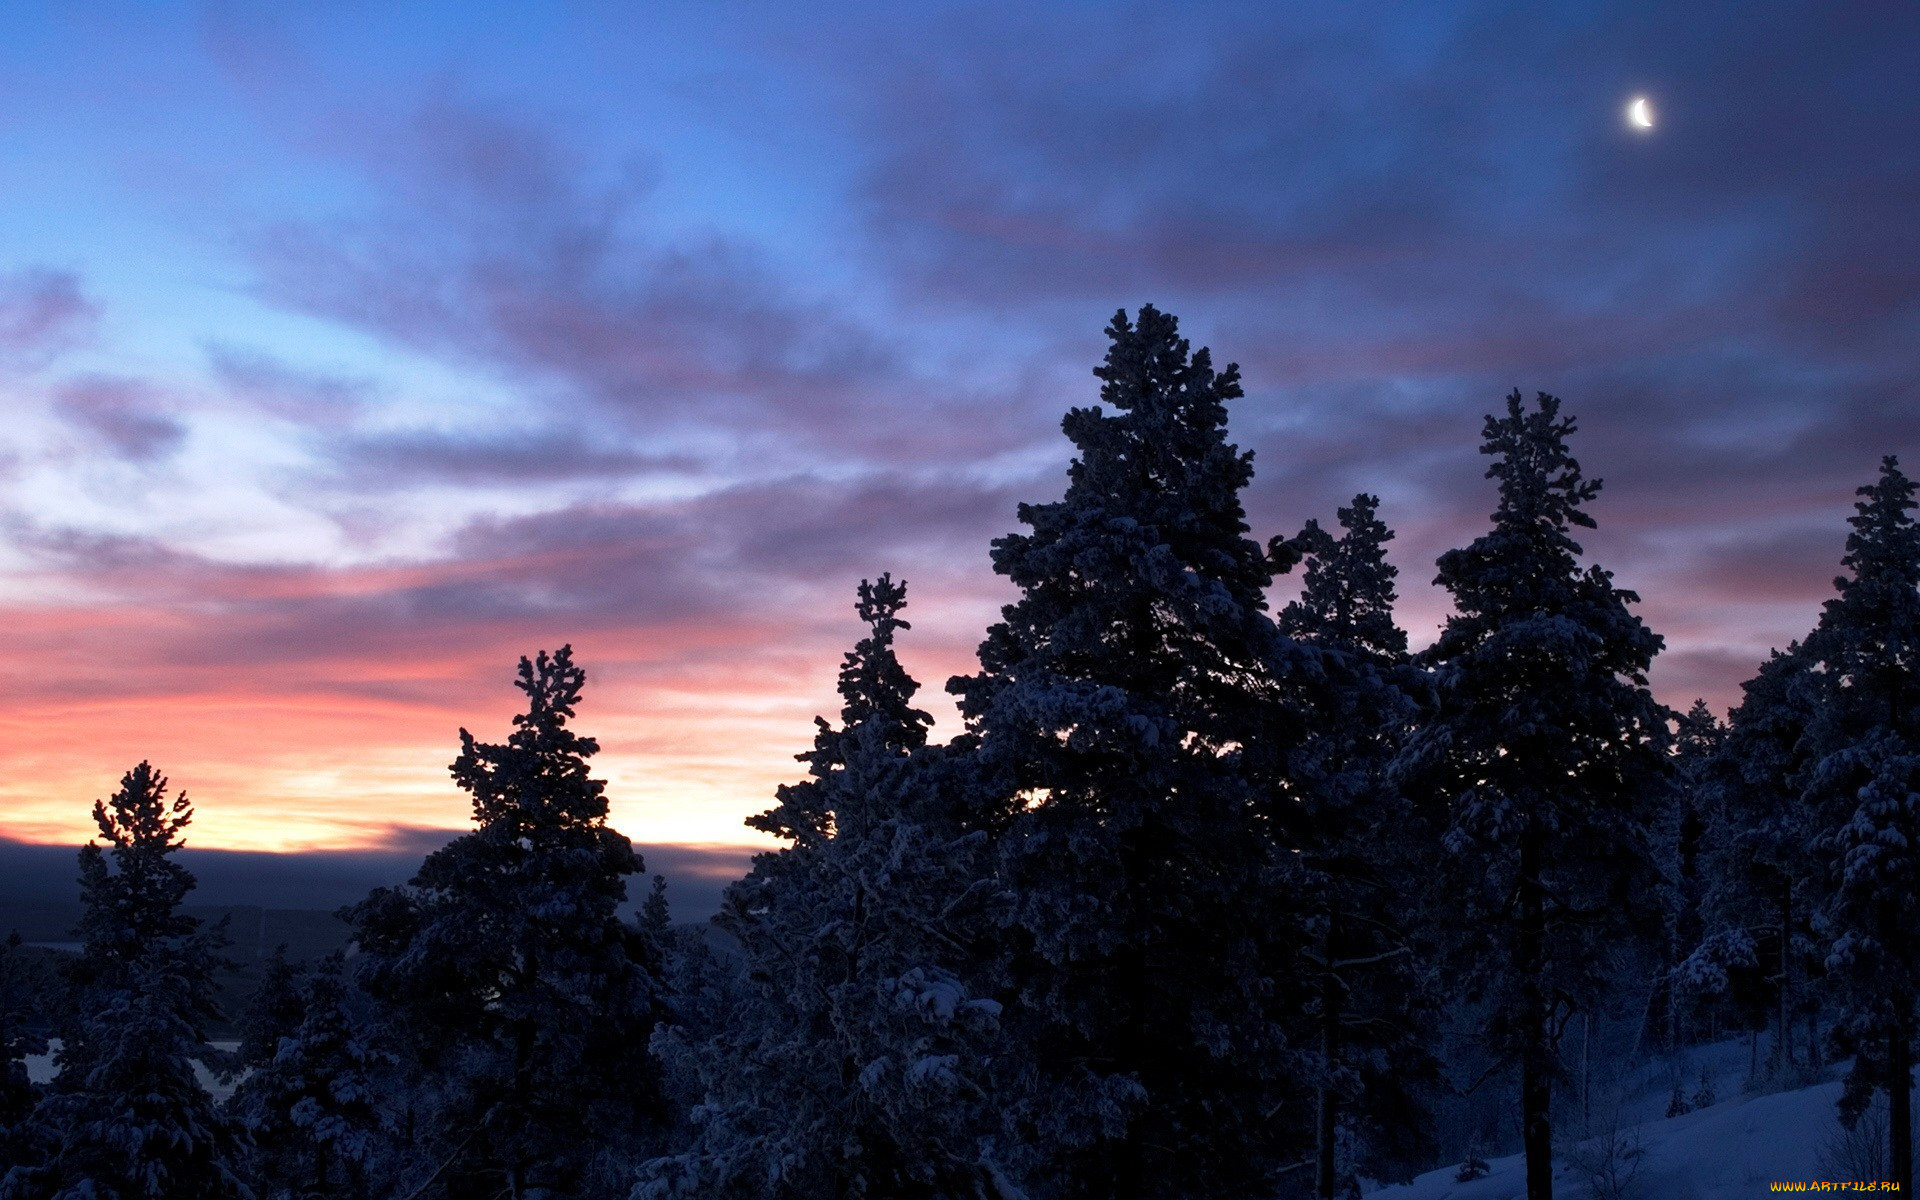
[1803,457,1920,1196]
[1278,494,1440,1197]
[641,576,1010,1199]
[949,305,1313,1200]
[347,646,670,1200]
[1399,392,1668,1200]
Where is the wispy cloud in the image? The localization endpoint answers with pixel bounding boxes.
[54,376,187,461]
[0,269,96,368]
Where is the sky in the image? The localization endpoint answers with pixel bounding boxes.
[0,1,1914,883]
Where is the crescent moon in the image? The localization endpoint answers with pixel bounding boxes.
[1628,96,1654,129]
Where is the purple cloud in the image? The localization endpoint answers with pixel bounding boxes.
[0,269,96,366]
[54,376,186,461]
[4,465,1022,691]
[244,98,1053,470]
[205,346,371,423]
[319,428,704,488]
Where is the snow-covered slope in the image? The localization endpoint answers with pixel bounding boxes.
[1374,1045,1862,1200]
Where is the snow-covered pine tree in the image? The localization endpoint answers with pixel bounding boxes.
[948,306,1313,1200]
[1645,701,1722,1053]
[1686,649,1824,1071]
[2,763,248,1200]
[1281,495,1408,665]
[1673,701,1720,898]
[1398,392,1668,1200]
[1276,494,1440,1197]
[233,947,304,1078]
[1801,457,1920,1197]
[346,646,671,1200]
[639,575,1010,1200]
[228,954,390,1200]
[1671,701,1720,998]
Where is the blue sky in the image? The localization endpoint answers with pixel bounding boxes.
[0,1,1912,856]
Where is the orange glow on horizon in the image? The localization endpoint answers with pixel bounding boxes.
[0,556,987,856]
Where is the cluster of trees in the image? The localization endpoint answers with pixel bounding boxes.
[0,305,1913,1200]
[1677,455,1920,1187]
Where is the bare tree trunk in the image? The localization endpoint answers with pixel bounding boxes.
[1318,905,1341,1200]
[1666,967,1680,1051]
[1113,892,1147,1200]
[1580,1013,1592,1138]
[1778,882,1795,1069]
[1520,823,1554,1200]
[1892,1009,1913,1199]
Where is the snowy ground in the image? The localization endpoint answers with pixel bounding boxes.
[25,1039,243,1103]
[17,1032,1876,1195]
[1372,1039,1857,1199]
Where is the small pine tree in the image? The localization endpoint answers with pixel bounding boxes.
[233,947,305,1076]
[346,647,671,1199]
[1280,494,1409,663]
[1399,393,1669,1200]
[4,763,247,1200]
[641,576,1010,1199]
[228,955,389,1200]
[1455,1147,1490,1182]
[1665,1081,1691,1118]
[1691,1064,1716,1110]
[640,874,671,945]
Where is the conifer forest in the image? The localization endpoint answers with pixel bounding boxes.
[1,304,1916,1200]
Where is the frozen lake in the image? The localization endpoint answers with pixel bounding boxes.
[26,1039,244,1103]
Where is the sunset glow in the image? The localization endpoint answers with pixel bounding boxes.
[0,4,1911,861]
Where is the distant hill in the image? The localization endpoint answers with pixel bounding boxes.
[0,833,754,1038]
[7,904,348,960]
[0,835,752,928]
[7,905,353,1039]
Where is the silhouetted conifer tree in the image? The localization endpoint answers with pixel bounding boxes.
[1671,702,1720,966]
[948,306,1314,1200]
[347,647,669,1200]
[1398,392,1668,1200]
[1642,699,1723,1053]
[1802,457,1920,1197]
[228,955,389,1200]
[1686,650,1823,1069]
[641,576,1010,1199]
[233,947,305,1077]
[1278,494,1440,1196]
[3,763,247,1200]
